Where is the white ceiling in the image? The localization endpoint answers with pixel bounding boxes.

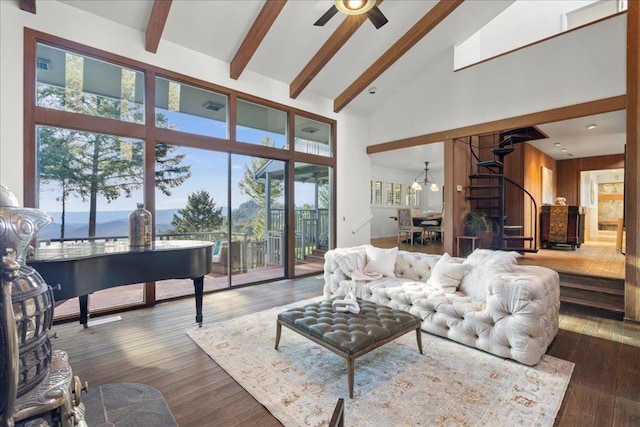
[56,0,627,174]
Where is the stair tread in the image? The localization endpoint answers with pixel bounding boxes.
[498,247,538,253]
[477,160,503,168]
[492,147,515,155]
[470,174,503,179]
[501,236,534,241]
[561,281,625,295]
[560,296,624,313]
[467,195,501,200]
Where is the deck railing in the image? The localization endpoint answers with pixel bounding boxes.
[41,208,329,269]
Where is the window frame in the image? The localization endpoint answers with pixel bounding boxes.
[23,29,337,301]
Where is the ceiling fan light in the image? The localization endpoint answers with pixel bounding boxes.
[335,0,376,15]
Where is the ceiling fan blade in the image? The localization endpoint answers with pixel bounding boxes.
[314,5,339,26]
[367,6,388,29]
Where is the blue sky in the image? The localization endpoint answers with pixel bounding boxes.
[39,110,317,215]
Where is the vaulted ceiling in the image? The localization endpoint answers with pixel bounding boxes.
[18,0,627,169]
[21,0,512,116]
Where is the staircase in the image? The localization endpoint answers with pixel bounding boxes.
[302,245,328,264]
[559,272,625,317]
[467,130,539,253]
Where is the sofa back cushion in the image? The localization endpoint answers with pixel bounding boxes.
[393,250,438,281]
[426,252,470,293]
[363,246,398,277]
[460,249,521,301]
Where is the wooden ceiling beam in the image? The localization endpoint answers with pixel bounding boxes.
[230,0,287,80]
[290,0,384,99]
[145,0,173,54]
[333,0,463,113]
[19,0,36,14]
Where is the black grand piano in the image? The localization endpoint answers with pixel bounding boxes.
[28,240,213,327]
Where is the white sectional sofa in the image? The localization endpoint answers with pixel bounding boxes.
[323,245,560,366]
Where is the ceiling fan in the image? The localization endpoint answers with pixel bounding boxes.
[315,0,388,29]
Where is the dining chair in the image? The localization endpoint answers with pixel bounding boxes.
[397,208,424,245]
[422,209,444,244]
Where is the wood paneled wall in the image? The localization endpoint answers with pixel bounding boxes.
[556,154,625,206]
[443,137,473,255]
[523,144,557,241]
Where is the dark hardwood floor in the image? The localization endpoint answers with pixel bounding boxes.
[51,276,640,427]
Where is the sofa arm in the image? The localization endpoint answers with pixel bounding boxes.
[485,266,560,365]
[323,250,350,298]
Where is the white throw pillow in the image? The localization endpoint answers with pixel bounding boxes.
[427,252,469,293]
[363,246,398,277]
[460,249,520,300]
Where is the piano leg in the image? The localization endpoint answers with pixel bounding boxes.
[79,295,90,328]
[193,276,204,327]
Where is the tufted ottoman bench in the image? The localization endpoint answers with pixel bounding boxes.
[275,299,423,398]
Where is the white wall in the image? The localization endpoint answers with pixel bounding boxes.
[368,165,444,239]
[0,1,373,246]
[369,13,626,145]
[455,0,599,69]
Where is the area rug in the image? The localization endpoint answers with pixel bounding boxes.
[82,382,178,427]
[187,298,573,427]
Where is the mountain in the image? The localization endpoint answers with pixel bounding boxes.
[39,208,227,240]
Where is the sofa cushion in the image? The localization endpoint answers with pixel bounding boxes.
[426,252,469,293]
[363,246,398,277]
[460,249,520,301]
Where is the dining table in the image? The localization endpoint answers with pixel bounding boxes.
[389,212,442,244]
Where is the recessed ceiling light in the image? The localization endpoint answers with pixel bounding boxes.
[567,153,574,157]
[202,101,225,111]
[36,57,53,71]
[586,124,596,130]
[554,142,561,147]
[561,148,568,152]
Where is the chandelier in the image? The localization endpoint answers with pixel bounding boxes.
[411,161,439,192]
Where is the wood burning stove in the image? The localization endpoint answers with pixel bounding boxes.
[1,184,86,427]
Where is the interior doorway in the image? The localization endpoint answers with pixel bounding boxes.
[580,168,624,245]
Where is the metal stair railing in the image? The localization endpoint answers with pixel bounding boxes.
[466,136,538,252]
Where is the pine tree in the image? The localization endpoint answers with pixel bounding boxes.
[36,55,190,238]
[237,136,284,239]
[171,190,224,233]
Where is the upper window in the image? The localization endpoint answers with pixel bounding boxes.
[236,99,287,148]
[36,43,145,123]
[155,77,228,138]
[405,185,419,206]
[294,115,332,156]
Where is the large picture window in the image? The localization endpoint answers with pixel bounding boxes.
[26,31,336,321]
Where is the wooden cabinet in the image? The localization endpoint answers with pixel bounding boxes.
[540,205,585,250]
